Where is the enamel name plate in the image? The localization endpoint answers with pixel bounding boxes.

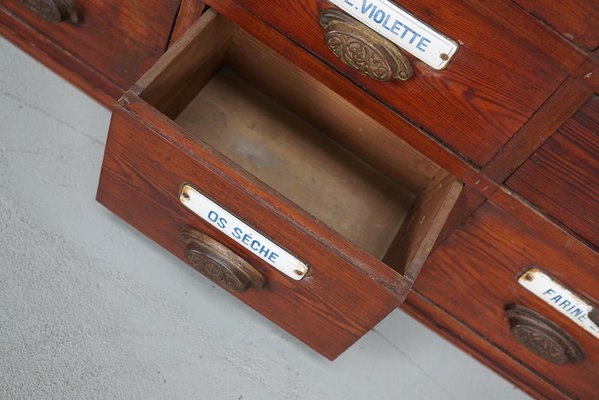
[180,184,309,280]
[519,268,599,339]
[329,0,459,69]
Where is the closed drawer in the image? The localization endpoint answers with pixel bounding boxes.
[413,190,599,399]
[208,0,585,166]
[96,10,463,359]
[1,0,180,89]
[507,96,598,248]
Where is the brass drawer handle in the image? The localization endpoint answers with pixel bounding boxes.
[589,308,599,326]
[505,305,584,365]
[319,9,413,82]
[21,0,80,24]
[181,227,265,293]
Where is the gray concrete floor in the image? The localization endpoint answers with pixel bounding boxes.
[0,37,530,399]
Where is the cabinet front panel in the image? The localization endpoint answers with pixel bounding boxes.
[209,0,585,166]
[2,0,180,89]
[413,194,599,399]
[507,96,599,248]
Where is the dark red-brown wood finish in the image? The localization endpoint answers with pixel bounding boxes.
[0,0,181,106]
[411,188,599,400]
[169,0,206,46]
[97,103,404,360]
[483,78,594,183]
[0,6,117,107]
[512,0,599,51]
[96,11,463,359]
[187,1,597,398]
[197,0,499,198]
[2,0,598,398]
[402,292,574,400]
[208,0,589,166]
[507,96,599,249]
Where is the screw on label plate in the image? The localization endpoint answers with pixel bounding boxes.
[524,271,535,281]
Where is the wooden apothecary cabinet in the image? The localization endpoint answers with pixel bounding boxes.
[1,0,597,398]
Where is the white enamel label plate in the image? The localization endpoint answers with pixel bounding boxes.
[519,268,598,339]
[180,184,309,280]
[329,0,459,69]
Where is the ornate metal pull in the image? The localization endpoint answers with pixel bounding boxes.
[181,227,265,293]
[589,308,599,326]
[319,9,413,82]
[21,0,80,24]
[505,305,584,365]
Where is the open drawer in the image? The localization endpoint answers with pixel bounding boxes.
[97,10,463,359]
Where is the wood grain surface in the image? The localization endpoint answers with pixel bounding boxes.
[484,77,594,183]
[95,11,472,359]
[1,0,180,90]
[0,6,118,107]
[513,0,599,51]
[98,100,406,360]
[207,0,588,166]
[134,9,463,285]
[185,2,497,197]
[402,291,573,400]
[413,189,599,399]
[169,0,206,46]
[384,172,462,279]
[507,96,599,248]
[175,67,415,259]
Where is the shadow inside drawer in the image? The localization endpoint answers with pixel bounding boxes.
[176,66,415,259]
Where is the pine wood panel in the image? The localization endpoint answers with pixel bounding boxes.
[1,0,180,90]
[95,11,469,359]
[188,1,498,197]
[131,10,463,291]
[402,292,572,400]
[98,101,406,360]
[512,0,599,51]
[0,6,118,107]
[175,67,416,258]
[507,96,599,248]
[207,0,587,166]
[483,77,594,183]
[169,0,206,46]
[413,190,599,399]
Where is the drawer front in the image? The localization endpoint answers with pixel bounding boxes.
[2,0,180,89]
[97,104,403,360]
[413,192,599,399]
[208,0,582,166]
[96,10,463,359]
[507,96,598,248]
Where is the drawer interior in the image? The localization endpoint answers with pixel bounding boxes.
[175,66,418,259]
[135,11,462,278]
